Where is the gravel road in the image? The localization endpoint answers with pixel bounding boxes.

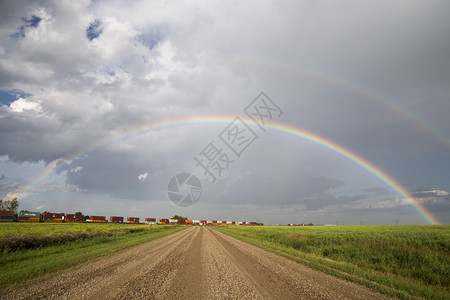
[2,226,391,299]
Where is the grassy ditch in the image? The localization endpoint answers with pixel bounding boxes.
[214,225,449,300]
[0,225,186,287]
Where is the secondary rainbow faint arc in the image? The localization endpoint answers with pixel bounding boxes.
[18,115,440,225]
[233,55,450,149]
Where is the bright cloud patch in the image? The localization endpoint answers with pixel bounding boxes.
[138,173,148,182]
[9,98,40,113]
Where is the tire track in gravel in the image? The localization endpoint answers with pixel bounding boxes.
[3,226,392,299]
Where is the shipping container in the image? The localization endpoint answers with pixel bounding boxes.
[64,214,83,222]
[110,216,124,223]
[89,216,106,222]
[159,219,169,225]
[18,211,41,218]
[145,218,156,222]
[127,217,140,224]
[42,212,63,219]
[193,220,199,225]
[0,216,14,222]
[200,220,207,225]
[177,219,186,224]
[185,220,193,224]
[169,219,177,224]
[0,211,14,217]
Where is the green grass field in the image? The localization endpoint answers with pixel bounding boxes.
[0,222,151,237]
[0,223,186,287]
[214,225,450,300]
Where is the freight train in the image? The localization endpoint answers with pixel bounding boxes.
[0,211,153,224]
[157,219,263,226]
[0,210,263,226]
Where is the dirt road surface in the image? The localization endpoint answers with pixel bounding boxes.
[2,226,391,299]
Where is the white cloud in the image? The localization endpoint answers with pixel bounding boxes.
[9,98,41,112]
[419,189,449,196]
[138,172,148,182]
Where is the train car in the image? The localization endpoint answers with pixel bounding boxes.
[185,220,193,224]
[192,220,199,225]
[127,217,140,224]
[0,211,14,222]
[159,218,169,225]
[212,220,218,225]
[145,218,156,225]
[169,219,178,224]
[177,219,186,224]
[221,221,227,225]
[64,213,83,222]
[110,216,124,223]
[226,221,233,225]
[42,212,63,222]
[200,220,207,225]
[18,211,41,222]
[89,215,106,223]
[206,220,212,225]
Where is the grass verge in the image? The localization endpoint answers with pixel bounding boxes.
[213,225,449,300]
[0,225,186,288]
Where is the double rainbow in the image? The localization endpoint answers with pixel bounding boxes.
[18,116,440,225]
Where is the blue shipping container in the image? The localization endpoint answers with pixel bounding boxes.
[1,216,14,220]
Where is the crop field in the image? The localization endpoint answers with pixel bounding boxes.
[214,225,450,300]
[0,223,186,286]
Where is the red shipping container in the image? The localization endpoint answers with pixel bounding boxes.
[42,212,63,219]
[110,216,124,223]
[0,211,14,217]
[127,217,139,223]
[145,218,156,222]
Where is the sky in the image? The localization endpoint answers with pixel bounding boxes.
[0,0,449,225]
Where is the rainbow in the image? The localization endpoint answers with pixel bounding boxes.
[17,116,440,225]
[233,56,450,149]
